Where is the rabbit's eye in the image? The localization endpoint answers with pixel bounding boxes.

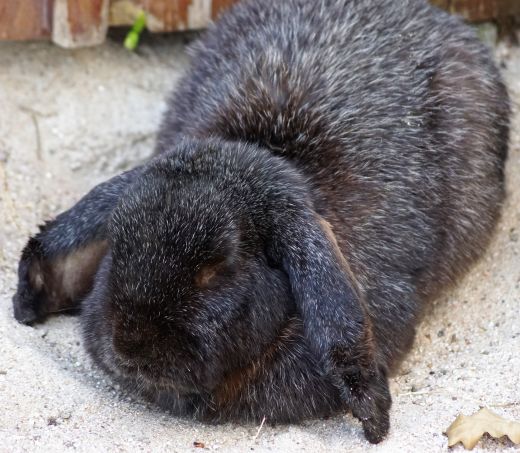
[194,265,218,288]
[194,254,237,289]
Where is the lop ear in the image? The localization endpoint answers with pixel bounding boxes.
[271,209,369,361]
[269,208,391,443]
[13,166,142,325]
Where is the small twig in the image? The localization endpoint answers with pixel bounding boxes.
[19,105,46,161]
[487,402,519,408]
[30,112,43,161]
[251,416,266,444]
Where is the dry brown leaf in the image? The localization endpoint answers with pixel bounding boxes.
[445,408,520,450]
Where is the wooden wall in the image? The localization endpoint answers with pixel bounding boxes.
[0,0,53,40]
[431,0,520,22]
[0,0,518,48]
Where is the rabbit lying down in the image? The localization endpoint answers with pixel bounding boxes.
[12,0,509,444]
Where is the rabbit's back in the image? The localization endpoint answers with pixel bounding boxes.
[158,0,506,161]
[157,0,509,365]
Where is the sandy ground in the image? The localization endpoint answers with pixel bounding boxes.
[0,34,518,453]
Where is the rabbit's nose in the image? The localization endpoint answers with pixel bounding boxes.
[112,321,158,362]
[113,332,145,361]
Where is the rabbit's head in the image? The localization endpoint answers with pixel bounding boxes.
[101,154,295,396]
[82,139,379,426]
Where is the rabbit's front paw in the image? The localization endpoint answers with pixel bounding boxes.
[330,348,391,443]
[348,364,391,443]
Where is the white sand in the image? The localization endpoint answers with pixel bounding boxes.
[0,36,518,452]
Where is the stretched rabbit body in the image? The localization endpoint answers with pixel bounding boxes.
[13,0,509,444]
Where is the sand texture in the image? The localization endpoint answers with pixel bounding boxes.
[0,37,519,452]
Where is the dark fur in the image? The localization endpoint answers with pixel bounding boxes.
[12,0,509,444]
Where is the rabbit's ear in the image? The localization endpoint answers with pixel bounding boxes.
[14,235,109,324]
[269,208,391,443]
[271,210,369,362]
[13,166,142,325]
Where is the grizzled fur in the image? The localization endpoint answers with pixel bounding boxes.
[13,0,509,444]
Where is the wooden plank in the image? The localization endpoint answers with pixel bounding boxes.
[451,0,499,21]
[211,0,236,20]
[0,0,53,41]
[109,0,236,32]
[52,0,109,48]
[145,0,192,32]
[432,0,520,21]
[431,0,450,10]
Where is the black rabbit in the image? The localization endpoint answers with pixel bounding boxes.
[12,0,509,444]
